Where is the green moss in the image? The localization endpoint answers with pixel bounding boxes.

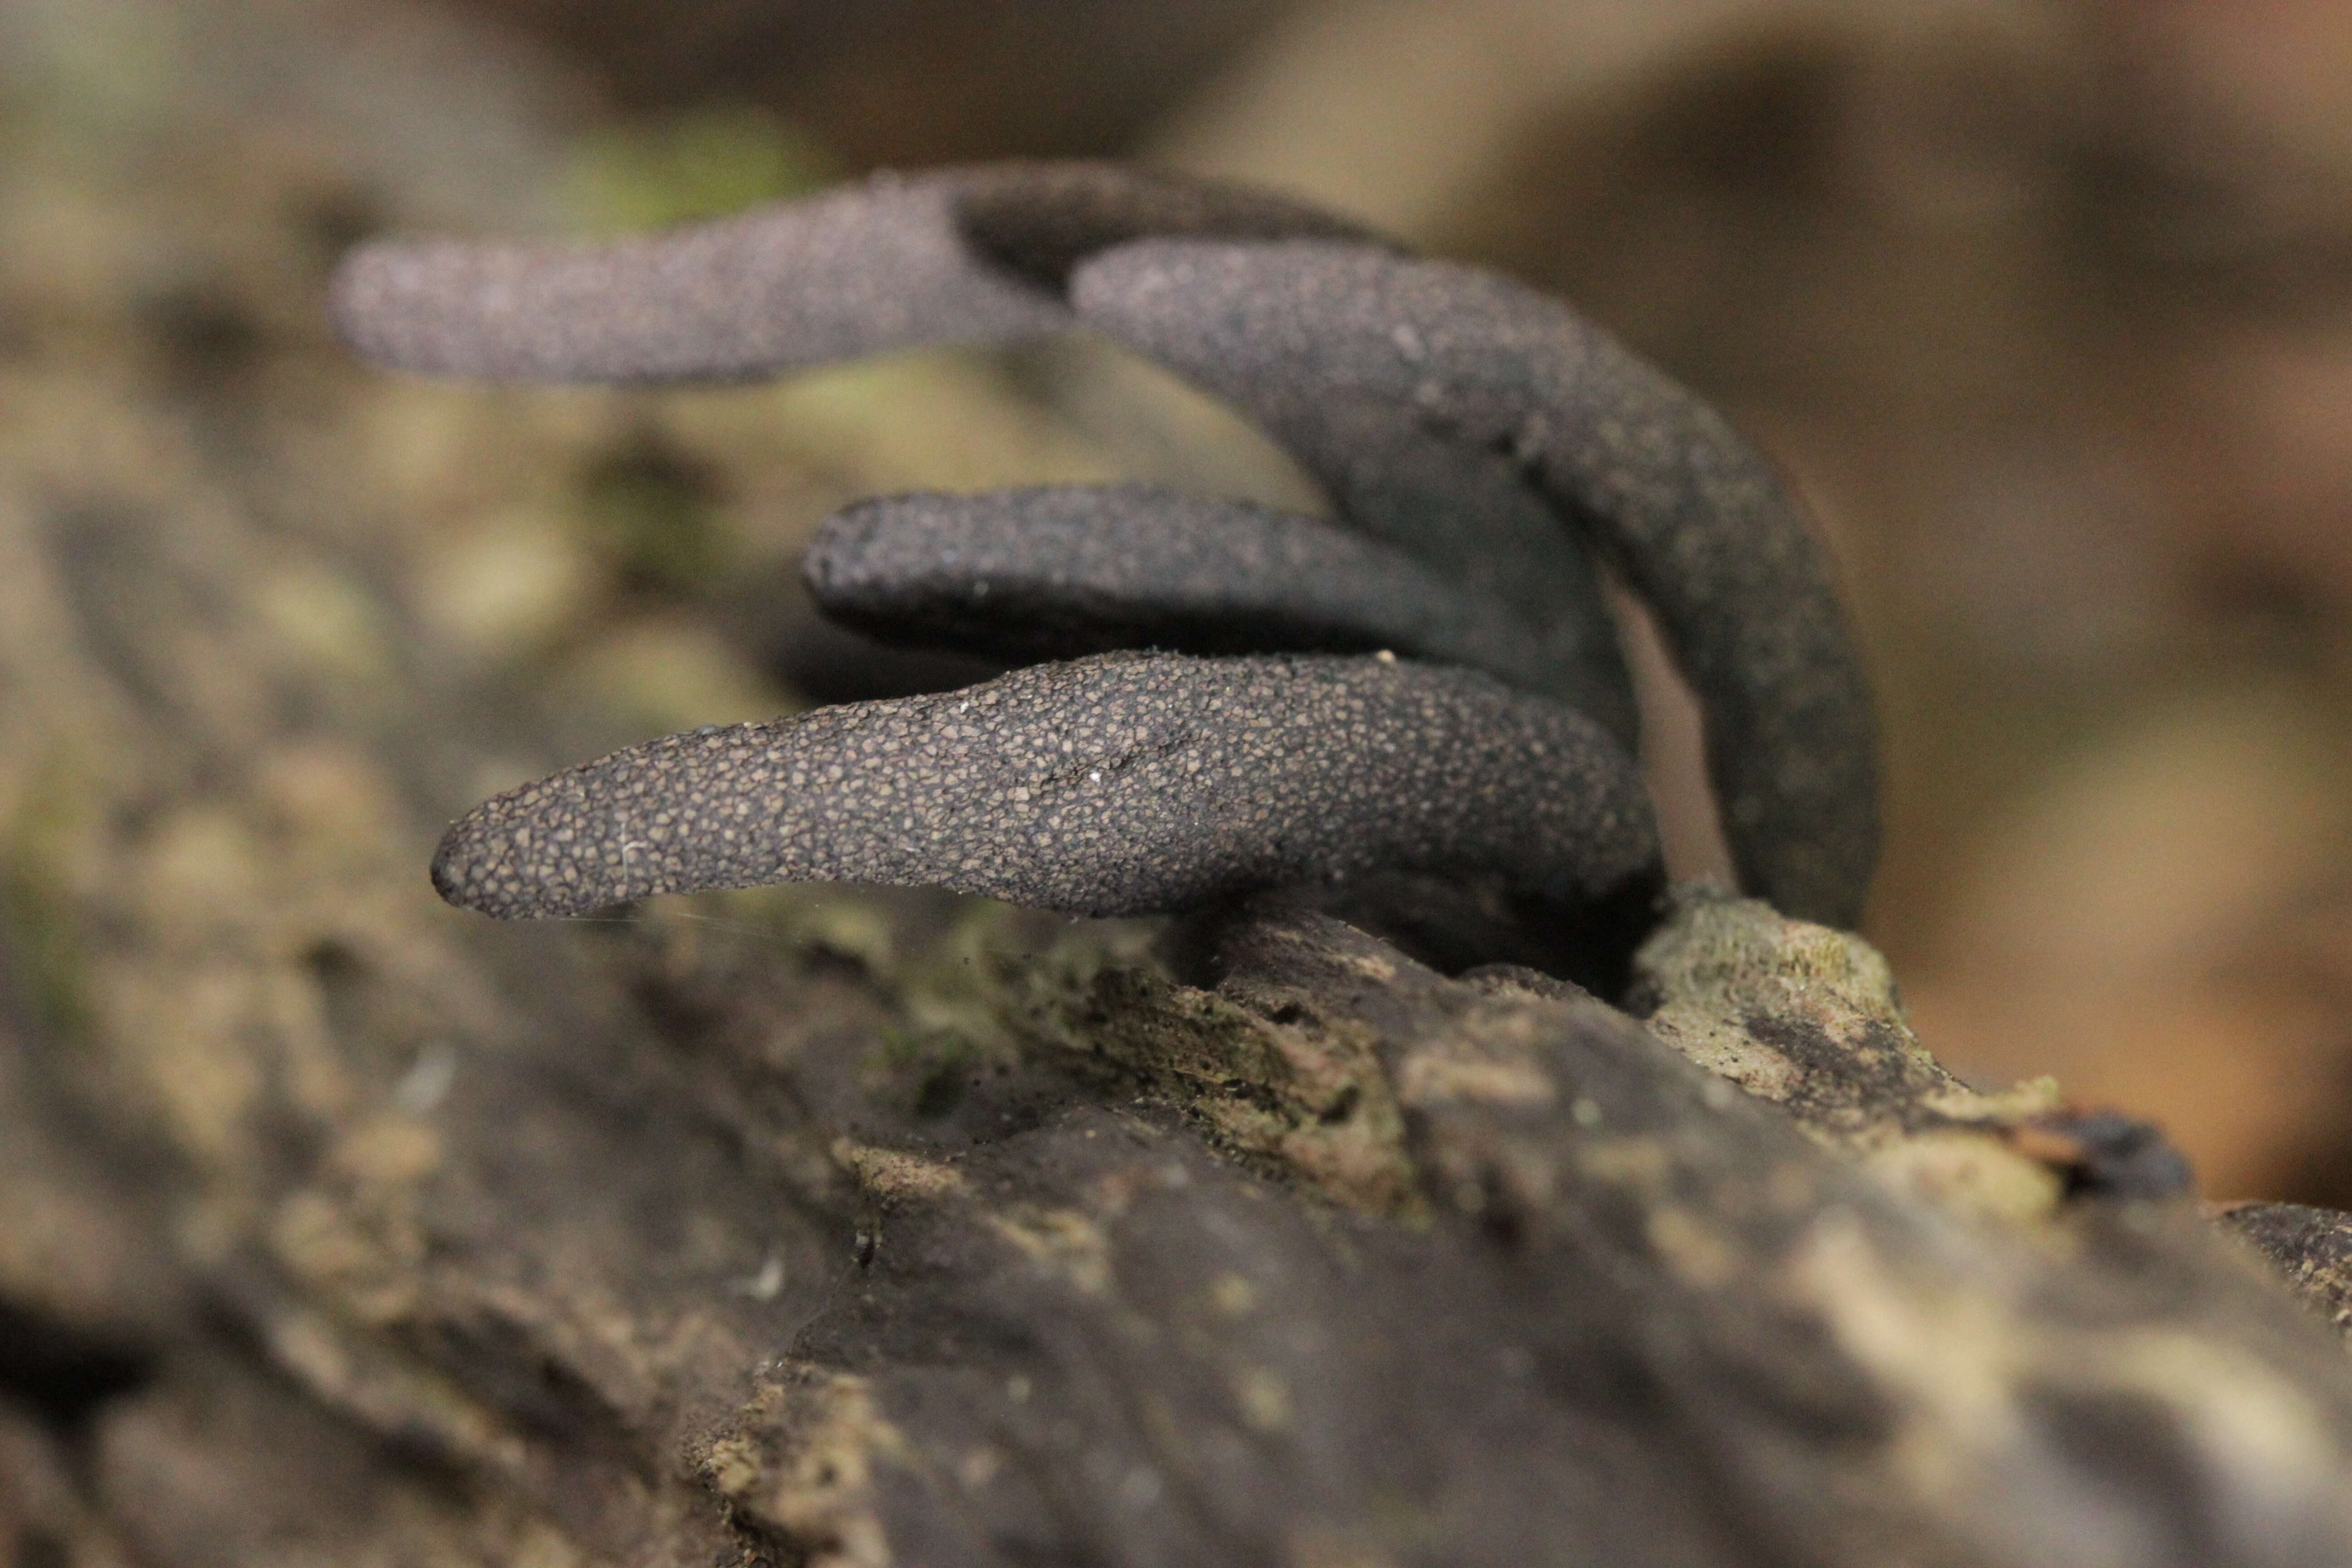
[553,104,842,600]
[868,1026,986,1120]
[558,104,837,237]
[574,432,727,595]
[1,760,92,1042]
[966,924,1420,1215]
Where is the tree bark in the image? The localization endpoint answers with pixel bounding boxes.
[7,5,2352,1566]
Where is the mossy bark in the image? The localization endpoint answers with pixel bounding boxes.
[8,5,2352,1566]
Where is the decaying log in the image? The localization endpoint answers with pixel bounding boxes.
[11,19,2352,1568]
[2214,1203,2352,1344]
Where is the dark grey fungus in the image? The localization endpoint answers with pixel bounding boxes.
[327,162,1382,382]
[430,652,1658,921]
[1067,240,1878,926]
[336,159,1880,960]
[801,485,1568,691]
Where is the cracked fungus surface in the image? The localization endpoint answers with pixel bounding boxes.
[433,651,1658,919]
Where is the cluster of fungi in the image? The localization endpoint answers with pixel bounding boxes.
[331,163,1878,985]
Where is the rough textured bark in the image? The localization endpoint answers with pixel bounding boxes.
[2214,1203,2352,1343]
[10,6,2352,1567]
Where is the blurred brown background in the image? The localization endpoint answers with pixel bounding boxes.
[6,0,2352,1203]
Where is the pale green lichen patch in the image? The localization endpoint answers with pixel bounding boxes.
[1633,882,1927,1092]
[1636,886,2072,1222]
[980,928,1420,1218]
[622,887,1424,1215]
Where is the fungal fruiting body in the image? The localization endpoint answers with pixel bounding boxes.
[333,162,1878,966]
[431,652,1658,922]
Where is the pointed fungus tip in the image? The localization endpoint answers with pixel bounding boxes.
[429,813,527,919]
